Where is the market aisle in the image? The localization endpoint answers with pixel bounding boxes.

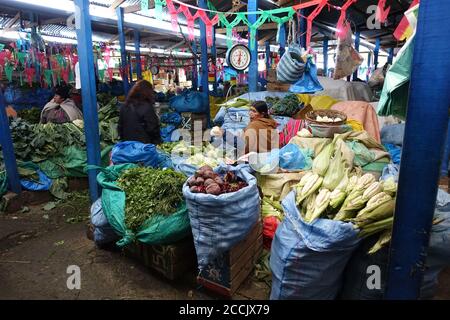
[0,204,270,300]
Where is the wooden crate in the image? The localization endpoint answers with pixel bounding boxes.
[197,221,263,297]
[124,237,197,281]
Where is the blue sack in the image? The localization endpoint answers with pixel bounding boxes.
[279,144,313,171]
[383,143,402,165]
[182,165,260,271]
[270,190,360,300]
[161,125,177,142]
[169,91,205,113]
[289,57,323,94]
[90,198,120,246]
[19,163,53,191]
[380,123,405,146]
[160,112,182,126]
[111,141,160,168]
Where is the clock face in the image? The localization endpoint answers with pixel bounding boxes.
[150,66,159,75]
[228,44,251,71]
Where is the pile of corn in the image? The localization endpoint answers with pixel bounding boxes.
[294,137,398,254]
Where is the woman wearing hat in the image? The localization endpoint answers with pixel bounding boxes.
[40,85,83,124]
[244,101,279,154]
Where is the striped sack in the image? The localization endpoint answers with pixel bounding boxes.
[276,44,305,83]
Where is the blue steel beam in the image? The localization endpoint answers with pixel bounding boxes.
[134,29,142,80]
[388,47,394,65]
[279,23,286,57]
[265,40,271,78]
[116,7,130,95]
[128,53,133,83]
[198,0,210,126]
[299,9,307,50]
[374,38,380,70]
[385,0,450,299]
[352,31,360,81]
[366,52,371,82]
[74,0,102,202]
[192,41,198,90]
[0,91,21,194]
[248,0,258,93]
[323,37,328,77]
[211,26,217,93]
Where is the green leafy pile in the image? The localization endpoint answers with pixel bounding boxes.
[269,94,302,117]
[17,107,42,124]
[117,167,186,231]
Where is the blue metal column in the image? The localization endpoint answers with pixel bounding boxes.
[279,23,286,57]
[211,26,217,94]
[116,7,130,95]
[352,31,360,81]
[134,29,142,80]
[192,41,198,90]
[128,54,133,83]
[198,0,210,126]
[265,40,271,78]
[323,37,328,77]
[388,47,394,65]
[0,91,21,194]
[374,37,380,70]
[385,0,450,299]
[248,0,258,93]
[74,0,102,202]
[366,52,372,82]
[299,9,307,50]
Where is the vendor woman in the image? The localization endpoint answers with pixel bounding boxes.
[40,85,83,124]
[118,80,162,145]
[244,101,279,154]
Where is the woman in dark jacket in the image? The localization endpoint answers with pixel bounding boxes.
[118,80,162,145]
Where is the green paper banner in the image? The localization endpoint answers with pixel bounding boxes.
[5,64,14,82]
[44,69,53,86]
[99,69,105,82]
[17,52,27,65]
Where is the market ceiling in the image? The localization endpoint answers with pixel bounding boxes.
[0,0,412,55]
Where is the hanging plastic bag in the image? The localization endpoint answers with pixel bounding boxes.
[276,43,305,84]
[334,22,364,80]
[289,56,323,94]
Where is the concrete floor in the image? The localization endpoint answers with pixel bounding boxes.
[0,200,448,300]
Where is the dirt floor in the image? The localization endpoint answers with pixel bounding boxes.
[0,194,270,300]
[0,193,448,300]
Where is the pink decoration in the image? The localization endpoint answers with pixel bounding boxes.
[181,5,200,41]
[166,0,184,31]
[306,0,328,49]
[25,67,36,87]
[107,68,114,81]
[336,0,357,40]
[376,0,390,23]
[197,11,219,47]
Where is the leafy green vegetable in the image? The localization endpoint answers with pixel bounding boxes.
[117,167,186,231]
[269,94,302,117]
[17,107,42,124]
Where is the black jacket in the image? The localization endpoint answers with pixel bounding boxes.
[118,101,162,145]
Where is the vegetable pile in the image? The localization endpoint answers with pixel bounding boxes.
[219,98,250,109]
[294,137,398,254]
[117,167,186,231]
[268,94,302,117]
[187,165,248,195]
[17,107,42,124]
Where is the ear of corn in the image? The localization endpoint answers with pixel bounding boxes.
[346,175,359,194]
[359,192,393,216]
[368,229,392,255]
[297,174,323,205]
[335,168,350,191]
[312,143,334,176]
[322,149,346,191]
[342,194,367,212]
[304,193,317,221]
[298,171,315,188]
[329,189,347,209]
[358,216,394,238]
[362,182,383,201]
[383,177,398,196]
[354,173,376,192]
[354,199,396,228]
[334,209,358,221]
[308,189,331,222]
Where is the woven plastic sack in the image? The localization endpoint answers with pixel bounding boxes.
[111,141,160,167]
[19,162,52,191]
[270,190,361,300]
[90,197,120,246]
[97,164,191,247]
[169,90,205,113]
[277,44,305,83]
[182,164,260,271]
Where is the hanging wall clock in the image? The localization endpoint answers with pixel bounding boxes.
[226,44,251,72]
[150,65,159,75]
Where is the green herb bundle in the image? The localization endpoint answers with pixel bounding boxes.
[117,167,186,231]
